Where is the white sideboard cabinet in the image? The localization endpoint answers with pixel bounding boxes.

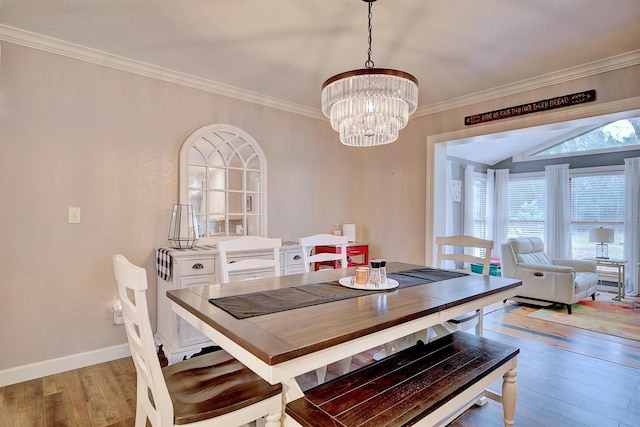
[155,242,304,362]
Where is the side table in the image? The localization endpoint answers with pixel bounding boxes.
[314,243,369,270]
[585,257,627,301]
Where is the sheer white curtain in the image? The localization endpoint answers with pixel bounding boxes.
[486,169,495,248]
[545,164,571,258]
[463,165,475,237]
[445,160,454,237]
[624,157,640,296]
[441,160,455,268]
[492,169,509,260]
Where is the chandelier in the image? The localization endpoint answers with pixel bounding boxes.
[321,0,418,147]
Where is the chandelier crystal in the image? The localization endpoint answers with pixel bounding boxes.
[321,0,418,147]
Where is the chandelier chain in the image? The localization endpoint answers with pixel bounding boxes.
[365,0,374,68]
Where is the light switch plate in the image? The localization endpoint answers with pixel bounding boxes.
[68,207,81,224]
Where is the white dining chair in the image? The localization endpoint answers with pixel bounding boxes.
[374,235,494,361]
[217,236,282,283]
[112,254,282,427]
[299,233,351,384]
[435,235,494,335]
[299,233,349,273]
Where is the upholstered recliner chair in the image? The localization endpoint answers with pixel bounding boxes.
[501,237,598,314]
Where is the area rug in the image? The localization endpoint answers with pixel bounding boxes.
[527,299,640,341]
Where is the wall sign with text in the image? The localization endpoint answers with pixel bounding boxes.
[464,90,596,126]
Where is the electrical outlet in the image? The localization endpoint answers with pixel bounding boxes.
[113,311,124,325]
[112,296,124,325]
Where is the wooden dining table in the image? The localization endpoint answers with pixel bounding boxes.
[167,262,521,424]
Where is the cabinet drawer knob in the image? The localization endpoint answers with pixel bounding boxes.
[293,255,301,260]
[192,263,204,270]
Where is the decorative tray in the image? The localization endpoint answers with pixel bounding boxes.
[338,276,399,291]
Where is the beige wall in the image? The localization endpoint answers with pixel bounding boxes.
[0,42,360,371]
[1,40,638,373]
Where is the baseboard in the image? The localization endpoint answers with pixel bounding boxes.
[0,344,131,387]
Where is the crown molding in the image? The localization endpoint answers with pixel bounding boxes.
[2,24,638,121]
[0,25,325,120]
[415,50,640,117]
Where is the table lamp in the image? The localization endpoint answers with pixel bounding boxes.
[588,227,614,259]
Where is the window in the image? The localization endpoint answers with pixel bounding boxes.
[179,124,266,242]
[532,117,640,158]
[505,169,625,259]
[507,175,545,240]
[570,172,624,259]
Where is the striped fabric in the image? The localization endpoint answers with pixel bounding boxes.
[156,248,172,281]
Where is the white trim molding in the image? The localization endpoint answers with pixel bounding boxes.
[1,24,638,121]
[415,50,640,116]
[0,344,131,387]
[0,24,324,120]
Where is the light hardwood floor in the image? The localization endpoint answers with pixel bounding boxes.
[1,291,639,426]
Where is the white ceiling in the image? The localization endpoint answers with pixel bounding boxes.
[1,0,639,163]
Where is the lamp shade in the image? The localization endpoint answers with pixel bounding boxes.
[321,69,418,147]
[589,227,614,243]
[168,204,200,249]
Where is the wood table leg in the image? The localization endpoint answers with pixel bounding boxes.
[502,366,517,427]
[264,409,281,427]
[314,365,327,384]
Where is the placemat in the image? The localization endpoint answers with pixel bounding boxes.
[209,268,467,319]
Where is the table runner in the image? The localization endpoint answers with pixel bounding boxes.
[209,268,467,319]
